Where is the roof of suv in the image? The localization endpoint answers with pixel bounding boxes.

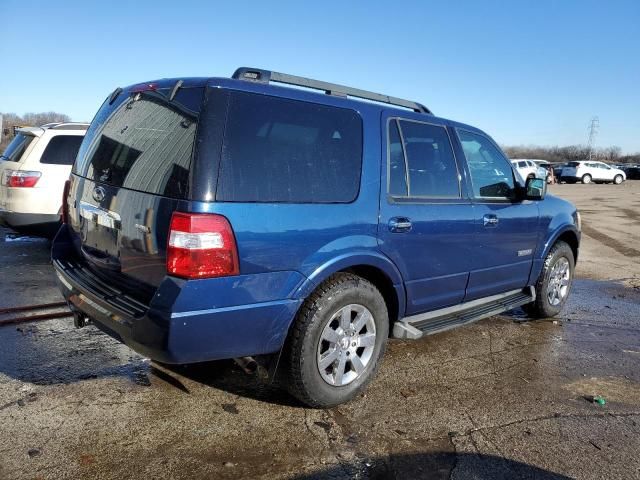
[117,67,488,137]
[16,122,89,137]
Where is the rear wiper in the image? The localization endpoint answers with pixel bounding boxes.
[169,79,183,101]
[108,87,123,105]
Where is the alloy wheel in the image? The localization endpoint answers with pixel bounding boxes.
[547,257,571,306]
[317,304,377,386]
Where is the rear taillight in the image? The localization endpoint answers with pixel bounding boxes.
[4,170,41,188]
[167,212,239,279]
[61,180,71,224]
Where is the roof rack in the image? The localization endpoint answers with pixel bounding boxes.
[49,122,89,130]
[232,67,432,115]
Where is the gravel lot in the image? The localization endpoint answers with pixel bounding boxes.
[1,182,639,480]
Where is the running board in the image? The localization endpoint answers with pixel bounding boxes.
[392,287,535,340]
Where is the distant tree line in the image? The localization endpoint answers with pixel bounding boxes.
[0,112,71,150]
[502,144,640,164]
[2,112,639,165]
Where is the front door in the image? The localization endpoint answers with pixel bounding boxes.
[378,114,475,315]
[455,129,540,300]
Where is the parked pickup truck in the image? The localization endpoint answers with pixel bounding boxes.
[52,68,581,407]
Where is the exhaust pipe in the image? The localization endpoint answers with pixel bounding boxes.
[73,312,90,328]
[233,356,258,375]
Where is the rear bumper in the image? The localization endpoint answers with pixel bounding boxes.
[0,210,60,227]
[52,226,304,364]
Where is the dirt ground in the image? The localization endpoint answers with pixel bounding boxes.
[0,182,639,480]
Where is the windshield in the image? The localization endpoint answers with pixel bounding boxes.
[0,133,35,162]
[73,86,204,199]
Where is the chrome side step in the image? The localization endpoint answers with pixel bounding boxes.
[392,287,535,340]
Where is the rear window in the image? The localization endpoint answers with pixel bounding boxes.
[567,162,580,167]
[216,91,363,203]
[1,133,35,163]
[74,86,204,199]
[40,135,84,165]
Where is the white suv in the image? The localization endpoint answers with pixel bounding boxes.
[560,161,626,185]
[0,123,88,235]
[511,159,548,181]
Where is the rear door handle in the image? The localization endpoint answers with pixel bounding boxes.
[483,214,499,227]
[388,217,412,233]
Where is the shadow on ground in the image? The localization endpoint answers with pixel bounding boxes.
[291,452,570,480]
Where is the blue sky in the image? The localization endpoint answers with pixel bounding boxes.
[1,0,639,152]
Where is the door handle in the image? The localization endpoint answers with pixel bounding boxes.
[483,214,499,227]
[389,217,412,233]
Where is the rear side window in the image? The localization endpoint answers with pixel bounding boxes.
[40,135,84,165]
[1,133,35,163]
[217,92,363,203]
[567,162,580,167]
[74,87,204,199]
[388,119,460,198]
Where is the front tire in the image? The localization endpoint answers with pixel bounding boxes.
[582,174,592,184]
[283,273,388,408]
[614,174,624,185]
[524,241,575,318]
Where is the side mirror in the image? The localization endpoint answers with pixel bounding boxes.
[525,177,546,200]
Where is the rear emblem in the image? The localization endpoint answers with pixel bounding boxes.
[92,187,106,203]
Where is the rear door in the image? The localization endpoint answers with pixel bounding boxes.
[455,129,539,300]
[67,84,205,290]
[378,114,475,314]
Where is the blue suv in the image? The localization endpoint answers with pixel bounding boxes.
[52,68,580,407]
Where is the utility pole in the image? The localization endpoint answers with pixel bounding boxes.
[587,116,599,161]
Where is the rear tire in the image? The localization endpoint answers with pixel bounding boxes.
[524,241,575,318]
[582,174,592,184]
[283,273,388,408]
[614,174,624,185]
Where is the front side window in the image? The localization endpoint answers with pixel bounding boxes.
[458,130,515,199]
[217,92,363,203]
[1,133,35,163]
[40,135,84,165]
[388,119,460,198]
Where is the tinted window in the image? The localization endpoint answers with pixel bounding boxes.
[217,92,362,203]
[458,130,514,198]
[395,120,459,197]
[517,161,527,168]
[75,87,204,199]
[388,120,407,196]
[40,135,84,165]
[1,133,35,163]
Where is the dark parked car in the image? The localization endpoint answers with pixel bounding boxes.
[52,68,581,407]
[623,164,640,180]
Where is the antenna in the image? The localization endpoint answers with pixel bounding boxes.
[587,116,599,161]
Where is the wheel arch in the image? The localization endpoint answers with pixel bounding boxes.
[292,252,406,332]
[541,226,580,264]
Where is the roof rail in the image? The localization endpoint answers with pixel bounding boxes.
[49,122,90,130]
[232,67,432,115]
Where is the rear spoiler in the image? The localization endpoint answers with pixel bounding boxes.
[14,126,44,137]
